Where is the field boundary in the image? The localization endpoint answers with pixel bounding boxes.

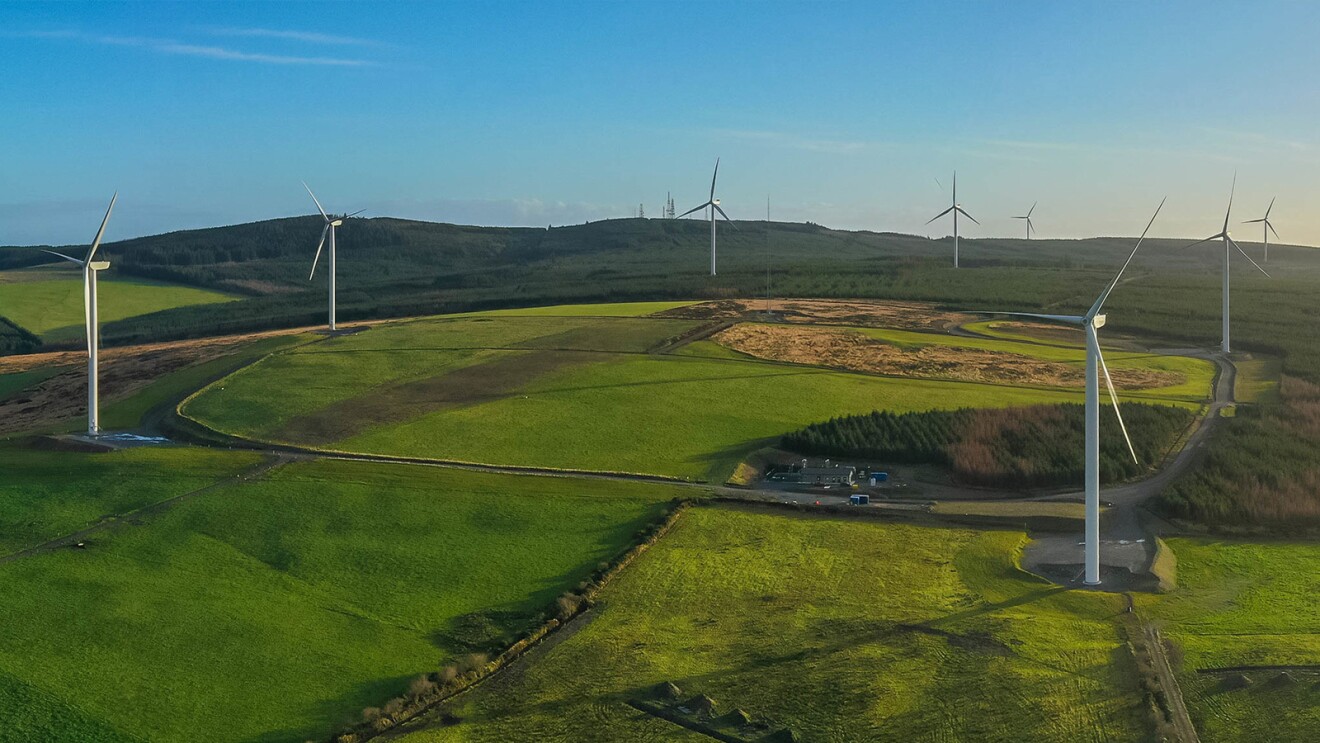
[332,502,692,743]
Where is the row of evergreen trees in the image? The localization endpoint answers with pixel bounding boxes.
[783,403,1194,489]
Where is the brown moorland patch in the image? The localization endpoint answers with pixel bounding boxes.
[712,322,1180,389]
[655,298,974,331]
[0,329,318,435]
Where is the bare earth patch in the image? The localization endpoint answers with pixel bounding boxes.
[655,298,974,331]
[712,323,1180,389]
[0,325,348,435]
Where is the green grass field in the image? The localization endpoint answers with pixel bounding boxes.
[0,455,686,743]
[0,444,261,555]
[181,308,1211,482]
[1138,538,1320,743]
[0,272,235,340]
[398,506,1145,742]
[1232,356,1282,404]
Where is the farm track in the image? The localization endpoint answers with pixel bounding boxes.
[1144,623,1201,743]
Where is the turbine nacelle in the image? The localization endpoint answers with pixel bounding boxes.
[89,261,111,271]
[1090,314,1106,330]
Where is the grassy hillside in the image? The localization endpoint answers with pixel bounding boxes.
[1138,538,1320,742]
[0,455,685,743]
[398,506,1147,742]
[179,308,1205,482]
[0,271,234,340]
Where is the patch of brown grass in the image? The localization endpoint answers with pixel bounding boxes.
[712,323,1179,389]
[655,298,973,331]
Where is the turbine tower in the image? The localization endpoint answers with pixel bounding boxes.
[1012,202,1037,239]
[303,182,363,332]
[678,158,734,276]
[1242,197,1279,264]
[988,199,1164,586]
[1182,177,1270,354]
[926,171,979,268]
[43,194,117,436]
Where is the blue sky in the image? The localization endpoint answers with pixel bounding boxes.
[2,1,1318,246]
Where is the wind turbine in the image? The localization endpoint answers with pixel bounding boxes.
[926,171,979,267]
[303,182,363,331]
[678,159,735,276]
[1012,202,1037,239]
[1242,197,1279,264]
[987,198,1164,586]
[43,194,117,436]
[1182,177,1270,354]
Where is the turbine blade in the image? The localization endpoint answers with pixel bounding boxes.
[1229,236,1271,277]
[1267,220,1280,240]
[925,206,955,225]
[1178,234,1222,253]
[1266,196,1275,218]
[1088,196,1165,318]
[1222,173,1235,234]
[1028,218,1035,236]
[934,176,944,192]
[41,249,84,265]
[955,206,979,225]
[1094,331,1138,465]
[303,181,329,220]
[710,158,719,200]
[714,203,736,229]
[1242,218,1265,224]
[979,311,1086,326]
[1027,201,1036,217]
[677,202,710,219]
[309,224,329,280]
[343,209,366,219]
[86,193,117,262]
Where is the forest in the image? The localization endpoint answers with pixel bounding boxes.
[783,403,1196,490]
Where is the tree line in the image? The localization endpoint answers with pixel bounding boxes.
[783,403,1194,490]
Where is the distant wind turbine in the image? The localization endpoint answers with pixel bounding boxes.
[1242,197,1279,264]
[303,182,363,332]
[986,198,1164,586]
[43,194,117,436]
[926,171,978,268]
[1182,176,1270,354]
[1012,202,1037,239]
[678,158,735,276]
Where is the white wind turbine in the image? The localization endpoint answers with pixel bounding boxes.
[43,194,117,436]
[677,158,735,276]
[926,171,979,267]
[988,198,1164,586]
[1182,177,1270,354]
[1242,197,1279,264]
[303,182,363,331]
[1012,201,1037,239]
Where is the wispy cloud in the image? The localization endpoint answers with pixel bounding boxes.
[16,30,375,67]
[201,26,384,48]
[708,128,883,155]
[1197,126,1315,154]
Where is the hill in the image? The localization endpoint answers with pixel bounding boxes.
[4,214,1314,352]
